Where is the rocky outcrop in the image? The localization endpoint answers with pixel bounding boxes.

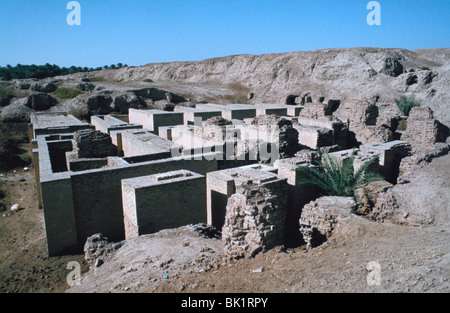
[25,93,57,111]
[30,82,57,93]
[299,197,359,249]
[222,179,288,259]
[112,92,146,114]
[66,93,113,118]
[380,57,404,77]
[14,79,57,93]
[0,99,32,122]
[75,82,96,91]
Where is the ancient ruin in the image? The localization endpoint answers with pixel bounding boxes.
[26,92,450,260]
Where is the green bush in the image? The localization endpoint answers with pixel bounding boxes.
[0,88,14,107]
[296,150,383,197]
[19,153,32,165]
[0,121,30,170]
[395,95,421,116]
[52,87,84,99]
[143,78,154,83]
[234,98,250,104]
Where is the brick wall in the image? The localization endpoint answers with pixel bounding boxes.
[68,155,219,250]
[122,172,206,238]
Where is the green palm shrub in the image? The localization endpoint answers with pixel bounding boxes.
[395,95,421,116]
[295,151,383,197]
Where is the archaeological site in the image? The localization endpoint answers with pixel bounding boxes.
[1,47,449,293]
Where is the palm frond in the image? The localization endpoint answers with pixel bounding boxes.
[295,150,384,197]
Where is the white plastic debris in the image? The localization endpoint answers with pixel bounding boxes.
[252,268,263,273]
[10,204,19,211]
[23,167,29,171]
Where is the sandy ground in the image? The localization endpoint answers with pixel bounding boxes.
[0,143,88,293]
[1,143,449,294]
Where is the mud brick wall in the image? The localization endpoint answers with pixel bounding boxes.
[91,115,142,134]
[402,107,450,152]
[120,131,167,157]
[128,109,184,135]
[41,176,78,256]
[69,155,219,249]
[196,104,256,120]
[360,141,411,183]
[277,159,320,247]
[174,107,222,125]
[256,107,288,116]
[122,171,206,238]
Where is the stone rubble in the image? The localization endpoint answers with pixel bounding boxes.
[299,197,359,249]
[84,233,122,268]
[74,129,117,159]
[222,179,288,259]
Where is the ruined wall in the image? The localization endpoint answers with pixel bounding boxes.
[222,179,288,259]
[401,107,450,153]
[299,197,357,249]
[75,130,117,158]
[334,100,395,145]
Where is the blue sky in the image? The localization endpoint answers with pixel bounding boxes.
[0,0,449,67]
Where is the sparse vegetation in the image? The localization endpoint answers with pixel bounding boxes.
[0,88,15,107]
[234,98,250,104]
[296,150,383,197]
[0,63,128,81]
[0,121,29,170]
[395,95,421,116]
[52,87,84,99]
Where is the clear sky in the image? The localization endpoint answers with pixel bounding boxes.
[0,0,449,68]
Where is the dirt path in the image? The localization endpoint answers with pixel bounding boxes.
[0,156,88,293]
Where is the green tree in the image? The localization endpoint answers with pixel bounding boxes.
[296,150,383,197]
